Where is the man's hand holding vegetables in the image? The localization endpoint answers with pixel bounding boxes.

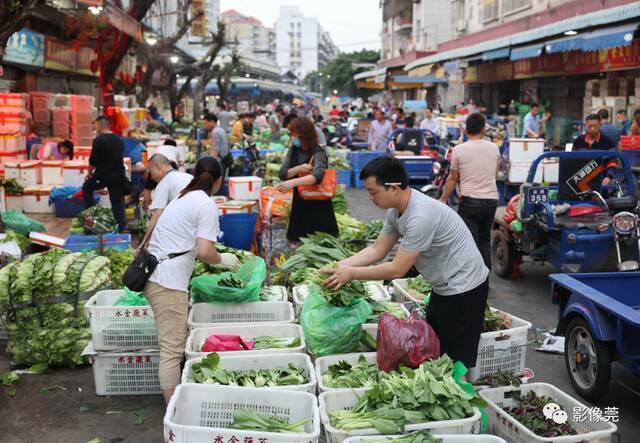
[323,156,490,372]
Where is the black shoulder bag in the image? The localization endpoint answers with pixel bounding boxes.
[123,224,189,292]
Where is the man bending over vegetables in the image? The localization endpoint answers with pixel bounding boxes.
[323,156,489,372]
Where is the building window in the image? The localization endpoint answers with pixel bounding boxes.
[502,0,531,15]
[480,0,499,22]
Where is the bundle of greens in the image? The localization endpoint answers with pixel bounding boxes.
[407,276,432,299]
[367,301,406,323]
[71,206,118,233]
[192,245,254,279]
[53,252,111,297]
[483,305,513,332]
[361,331,377,351]
[336,213,367,242]
[260,286,285,301]
[280,233,351,274]
[104,249,135,289]
[0,230,31,254]
[505,391,577,437]
[307,268,367,307]
[218,275,246,289]
[1,179,24,195]
[362,431,442,443]
[365,219,384,240]
[191,353,308,386]
[329,356,484,434]
[252,336,301,350]
[333,186,348,215]
[474,372,522,388]
[322,355,380,389]
[231,409,310,434]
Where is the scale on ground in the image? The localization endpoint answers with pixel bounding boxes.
[84,215,111,255]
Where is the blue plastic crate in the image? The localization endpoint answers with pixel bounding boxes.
[64,234,131,252]
[351,169,366,189]
[397,157,435,180]
[622,150,640,168]
[53,198,85,218]
[348,151,386,170]
[336,169,351,188]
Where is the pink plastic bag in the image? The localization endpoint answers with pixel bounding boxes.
[377,312,440,372]
[201,334,255,352]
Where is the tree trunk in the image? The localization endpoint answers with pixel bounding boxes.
[193,84,205,120]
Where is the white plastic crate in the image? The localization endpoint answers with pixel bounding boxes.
[229,176,263,200]
[181,353,317,393]
[343,436,506,443]
[293,282,390,317]
[468,308,532,382]
[164,384,321,443]
[319,389,481,443]
[89,349,160,396]
[63,160,90,187]
[392,279,428,303]
[479,383,617,443]
[85,290,158,351]
[315,352,377,392]
[185,324,305,360]
[187,301,295,330]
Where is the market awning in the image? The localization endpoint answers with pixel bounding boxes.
[510,43,544,61]
[482,48,510,61]
[392,75,447,84]
[442,60,460,73]
[353,67,387,81]
[406,63,433,76]
[545,35,583,54]
[580,23,637,51]
[404,2,640,69]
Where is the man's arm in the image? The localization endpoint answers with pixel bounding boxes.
[340,232,399,267]
[440,169,459,204]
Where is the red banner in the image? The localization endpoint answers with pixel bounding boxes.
[532,53,564,78]
[44,37,76,72]
[561,50,600,75]
[513,59,533,79]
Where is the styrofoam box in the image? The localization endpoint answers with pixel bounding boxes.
[0,134,25,152]
[185,324,305,360]
[480,383,617,443]
[18,160,42,186]
[63,160,90,187]
[5,194,22,212]
[218,200,257,215]
[85,290,158,351]
[89,349,160,396]
[508,161,542,184]
[319,389,481,443]
[164,384,321,443]
[343,436,506,443]
[187,301,295,330]
[315,352,377,393]
[508,139,545,163]
[0,93,28,109]
[543,159,559,184]
[293,283,390,317]
[229,176,263,200]
[22,186,53,213]
[42,160,64,185]
[181,353,317,393]
[3,159,24,180]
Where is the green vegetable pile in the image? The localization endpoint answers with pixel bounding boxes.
[322,355,380,389]
[362,431,442,443]
[407,276,432,300]
[0,230,31,254]
[104,249,135,288]
[1,179,24,195]
[252,336,301,350]
[71,206,118,234]
[191,353,308,386]
[218,275,246,289]
[505,391,577,438]
[332,186,348,215]
[192,244,254,280]
[260,286,285,301]
[365,219,384,240]
[483,306,513,332]
[281,233,351,275]
[336,213,366,242]
[368,301,406,323]
[329,356,484,434]
[475,371,522,388]
[231,408,310,434]
[0,250,111,367]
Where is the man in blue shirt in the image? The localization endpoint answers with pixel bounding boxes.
[597,109,620,148]
[522,103,541,138]
[616,109,632,135]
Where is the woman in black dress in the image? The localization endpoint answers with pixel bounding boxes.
[277,117,339,243]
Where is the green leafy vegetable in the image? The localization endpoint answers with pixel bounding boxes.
[72,206,117,233]
[362,431,442,443]
[505,391,577,437]
[252,336,301,350]
[231,408,310,433]
[322,355,379,389]
[1,371,19,386]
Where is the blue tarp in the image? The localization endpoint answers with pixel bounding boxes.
[392,75,447,84]
[580,24,637,51]
[510,44,544,61]
[482,47,510,61]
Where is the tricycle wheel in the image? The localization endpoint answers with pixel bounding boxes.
[565,317,612,401]
[492,230,515,278]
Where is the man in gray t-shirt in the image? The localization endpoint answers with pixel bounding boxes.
[324,156,489,369]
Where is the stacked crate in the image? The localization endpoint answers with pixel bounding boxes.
[70,95,94,146]
[52,108,71,138]
[0,93,29,162]
[30,92,52,136]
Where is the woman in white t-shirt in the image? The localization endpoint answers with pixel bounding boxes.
[143,156,238,403]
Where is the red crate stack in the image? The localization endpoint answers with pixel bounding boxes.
[30,92,52,123]
[70,95,94,145]
[52,108,71,139]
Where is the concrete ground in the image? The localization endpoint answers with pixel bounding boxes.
[0,188,638,442]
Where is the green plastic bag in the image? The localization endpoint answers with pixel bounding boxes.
[114,288,148,306]
[1,210,45,236]
[510,219,523,233]
[190,256,266,303]
[300,285,372,357]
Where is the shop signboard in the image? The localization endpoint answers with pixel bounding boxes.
[463,66,477,83]
[76,47,98,76]
[45,37,76,72]
[191,0,206,37]
[562,50,599,75]
[532,53,564,78]
[496,60,513,81]
[600,39,640,71]
[3,28,45,68]
[513,59,533,79]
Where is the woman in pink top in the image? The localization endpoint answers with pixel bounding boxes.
[37,140,74,160]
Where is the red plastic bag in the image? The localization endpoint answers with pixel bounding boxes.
[503,194,521,224]
[377,312,440,372]
[201,334,255,352]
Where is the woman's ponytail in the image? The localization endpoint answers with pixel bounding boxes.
[179,156,223,198]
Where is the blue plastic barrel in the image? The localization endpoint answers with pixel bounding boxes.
[219,213,258,251]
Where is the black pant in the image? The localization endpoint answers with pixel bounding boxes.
[83,176,126,232]
[458,197,498,270]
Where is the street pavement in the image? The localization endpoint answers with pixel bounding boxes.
[0,188,637,441]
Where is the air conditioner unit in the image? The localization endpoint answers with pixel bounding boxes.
[456,18,467,31]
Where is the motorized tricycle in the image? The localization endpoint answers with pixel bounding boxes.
[550,271,640,401]
[492,150,639,277]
